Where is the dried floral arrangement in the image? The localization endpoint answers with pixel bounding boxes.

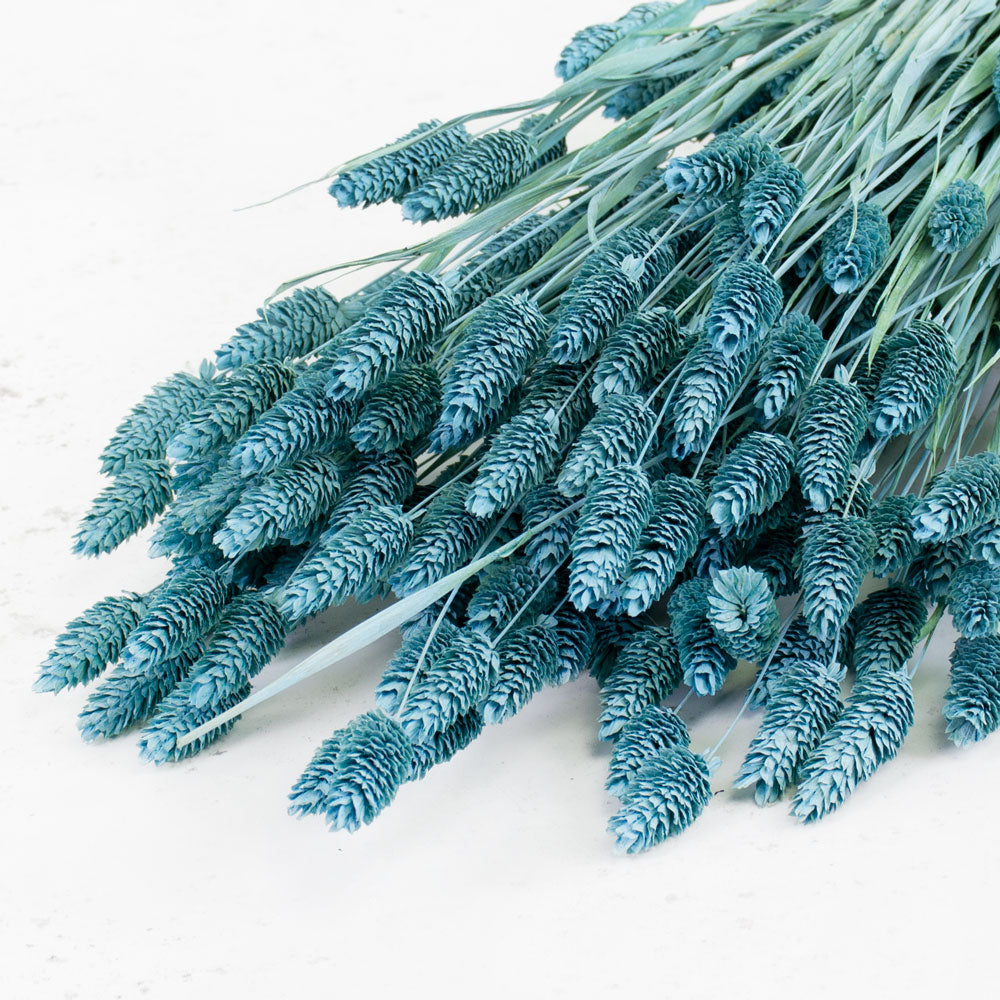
[36,0,1000,852]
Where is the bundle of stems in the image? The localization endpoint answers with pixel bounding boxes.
[36,0,1000,851]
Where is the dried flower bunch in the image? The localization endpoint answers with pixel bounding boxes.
[37,0,1000,852]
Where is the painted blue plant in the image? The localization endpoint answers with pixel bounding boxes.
[324,272,455,401]
[569,465,654,612]
[73,460,173,557]
[34,591,148,693]
[391,482,496,597]
[290,712,414,832]
[483,620,560,724]
[794,377,869,512]
[704,261,783,359]
[216,287,357,370]
[753,313,825,421]
[736,662,842,805]
[790,668,914,821]
[591,307,684,403]
[398,629,499,743]
[557,393,656,496]
[329,120,469,208]
[100,366,216,474]
[820,202,890,294]
[868,320,956,439]
[120,567,228,673]
[928,180,987,253]
[707,431,795,535]
[431,293,547,452]
[943,636,1000,747]
[167,360,296,463]
[598,626,681,740]
[947,561,1000,639]
[800,515,876,641]
[607,746,712,852]
[850,585,927,675]
[606,705,691,799]
[911,451,1000,543]
[707,566,780,662]
[669,578,738,696]
[621,474,705,616]
[664,131,776,197]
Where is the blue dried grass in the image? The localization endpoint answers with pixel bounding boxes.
[708,431,795,535]
[548,227,673,363]
[850,585,927,675]
[216,287,356,370]
[34,591,149,693]
[598,626,682,740]
[408,711,484,780]
[928,180,986,254]
[77,637,207,742]
[670,336,756,459]
[167,360,296,463]
[398,630,499,742]
[324,272,454,401]
[466,410,562,518]
[739,158,805,246]
[947,561,1000,639]
[390,482,495,597]
[790,668,914,821]
[325,451,417,534]
[483,620,560,724]
[753,312,825,421]
[374,622,459,716]
[868,320,956,438]
[735,661,842,805]
[466,560,556,636]
[329,120,469,208]
[707,566,780,662]
[555,3,670,80]
[120,567,228,673]
[214,454,344,559]
[606,705,690,799]
[431,293,547,452]
[400,127,558,223]
[821,202,890,294]
[73,460,173,557]
[569,465,654,612]
[794,378,869,512]
[297,712,414,832]
[664,131,777,198]
[870,493,920,577]
[621,474,706,616]
[944,636,1000,747]
[279,505,414,624]
[591,307,683,403]
[519,483,579,579]
[705,261,783,359]
[100,366,216,474]
[911,452,1000,544]
[551,605,597,684]
[177,593,289,717]
[350,362,442,454]
[801,515,876,641]
[557,393,657,497]
[227,367,357,478]
[607,746,711,852]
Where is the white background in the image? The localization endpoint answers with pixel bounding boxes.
[3,2,997,997]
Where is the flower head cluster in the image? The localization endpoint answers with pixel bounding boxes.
[329,120,469,208]
[821,202,891,294]
[928,180,987,253]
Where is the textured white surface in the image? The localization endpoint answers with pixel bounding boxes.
[3,2,998,997]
